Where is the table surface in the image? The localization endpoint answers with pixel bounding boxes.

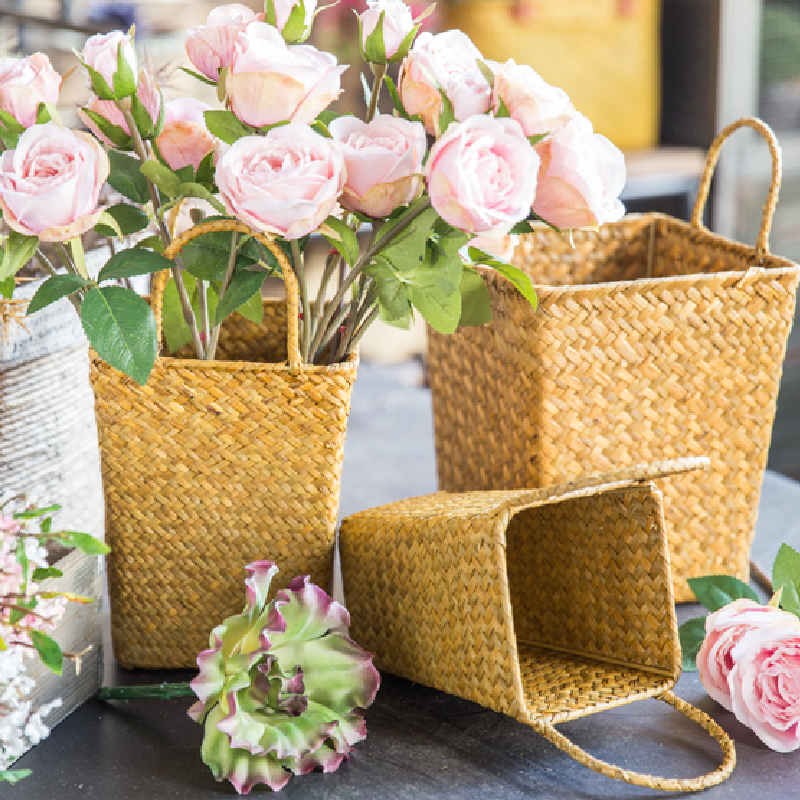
[13,362,800,799]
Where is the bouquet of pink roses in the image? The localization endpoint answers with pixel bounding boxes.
[0,1,625,384]
[680,544,800,753]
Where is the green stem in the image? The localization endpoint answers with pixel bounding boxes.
[311,301,351,363]
[206,231,239,361]
[119,102,205,360]
[198,279,210,350]
[348,304,380,353]
[366,63,387,124]
[291,239,311,363]
[334,275,366,362]
[336,281,377,361]
[310,250,340,344]
[97,683,195,701]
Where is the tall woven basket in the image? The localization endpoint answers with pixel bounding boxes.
[340,458,735,791]
[427,117,800,602]
[92,219,358,668]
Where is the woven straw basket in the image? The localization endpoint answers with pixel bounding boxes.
[92,219,358,668]
[427,117,800,602]
[340,457,735,791]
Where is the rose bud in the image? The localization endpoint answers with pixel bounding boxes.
[359,0,416,64]
[329,114,425,217]
[155,98,216,172]
[0,53,61,128]
[81,30,137,95]
[0,122,109,242]
[532,112,626,230]
[426,115,539,237]
[226,21,346,127]
[185,3,264,82]
[267,0,317,43]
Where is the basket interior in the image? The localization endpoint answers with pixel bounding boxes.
[512,214,792,287]
[505,487,678,723]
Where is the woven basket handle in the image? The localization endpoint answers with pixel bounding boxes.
[533,690,735,791]
[690,116,781,256]
[152,219,301,374]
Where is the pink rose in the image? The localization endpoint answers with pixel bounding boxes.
[78,68,161,145]
[155,98,216,172]
[697,599,800,712]
[186,3,264,81]
[532,112,626,230]
[426,115,539,237]
[329,114,425,217]
[81,30,137,89]
[730,625,800,752]
[399,30,490,135]
[0,123,109,242]
[271,0,316,40]
[492,60,574,138]
[216,123,345,239]
[226,22,346,128]
[360,0,415,62]
[0,53,61,128]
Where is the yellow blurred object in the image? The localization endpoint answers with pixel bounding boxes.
[442,0,661,150]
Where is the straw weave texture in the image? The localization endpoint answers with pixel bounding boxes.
[428,215,799,601]
[340,460,735,790]
[94,221,357,668]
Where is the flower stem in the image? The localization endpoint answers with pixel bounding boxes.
[206,230,239,361]
[97,683,195,701]
[119,102,205,360]
[310,249,341,342]
[291,239,311,363]
[366,63,387,124]
[348,304,380,352]
[311,301,350,363]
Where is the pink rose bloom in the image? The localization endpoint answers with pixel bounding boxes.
[78,68,161,145]
[216,123,345,240]
[186,3,264,81]
[81,30,136,88]
[399,30,490,135]
[697,599,800,712]
[426,115,539,237]
[532,112,626,230]
[360,0,415,61]
[492,60,574,139]
[0,53,61,128]
[730,625,800,752]
[329,114,425,217]
[155,98,216,171]
[0,123,110,242]
[226,22,346,127]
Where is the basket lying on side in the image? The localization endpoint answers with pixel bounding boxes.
[340,458,736,792]
[427,117,800,602]
[92,220,358,669]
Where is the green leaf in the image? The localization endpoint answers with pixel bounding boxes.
[678,616,706,672]
[528,133,547,147]
[0,275,14,298]
[204,109,254,145]
[361,72,372,109]
[113,41,136,99]
[134,235,165,253]
[180,66,218,86]
[162,273,194,353]
[458,265,492,327]
[0,769,32,784]
[130,92,156,139]
[53,530,110,555]
[0,108,24,134]
[317,109,342,126]
[107,150,150,204]
[408,277,460,334]
[237,284,264,324]
[384,74,410,120]
[495,95,511,119]
[531,211,562,234]
[97,248,175,283]
[30,630,63,675]
[687,575,760,612]
[176,182,227,215]
[374,203,439,271]
[476,59,495,91]
[13,504,61,519]
[140,159,181,198]
[174,165,195,183]
[95,203,150,238]
[35,101,51,124]
[508,218,535,235]
[468,248,538,310]
[27,274,91,315]
[437,88,455,135]
[84,63,115,101]
[388,22,420,63]
[196,151,216,186]
[265,0,277,26]
[281,2,308,42]
[9,598,36,626]
[81,107,133,149]
[214,269,264,325]
[363,10,387,63]
[772,543,800,619]
[32,566,64,581]
[181,230,261,281]
[365,261,413,328]
[81,286,158,384]
[319,216,360,267]
[1,231,40,281]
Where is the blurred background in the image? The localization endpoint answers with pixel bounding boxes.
[1,0,798,478]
